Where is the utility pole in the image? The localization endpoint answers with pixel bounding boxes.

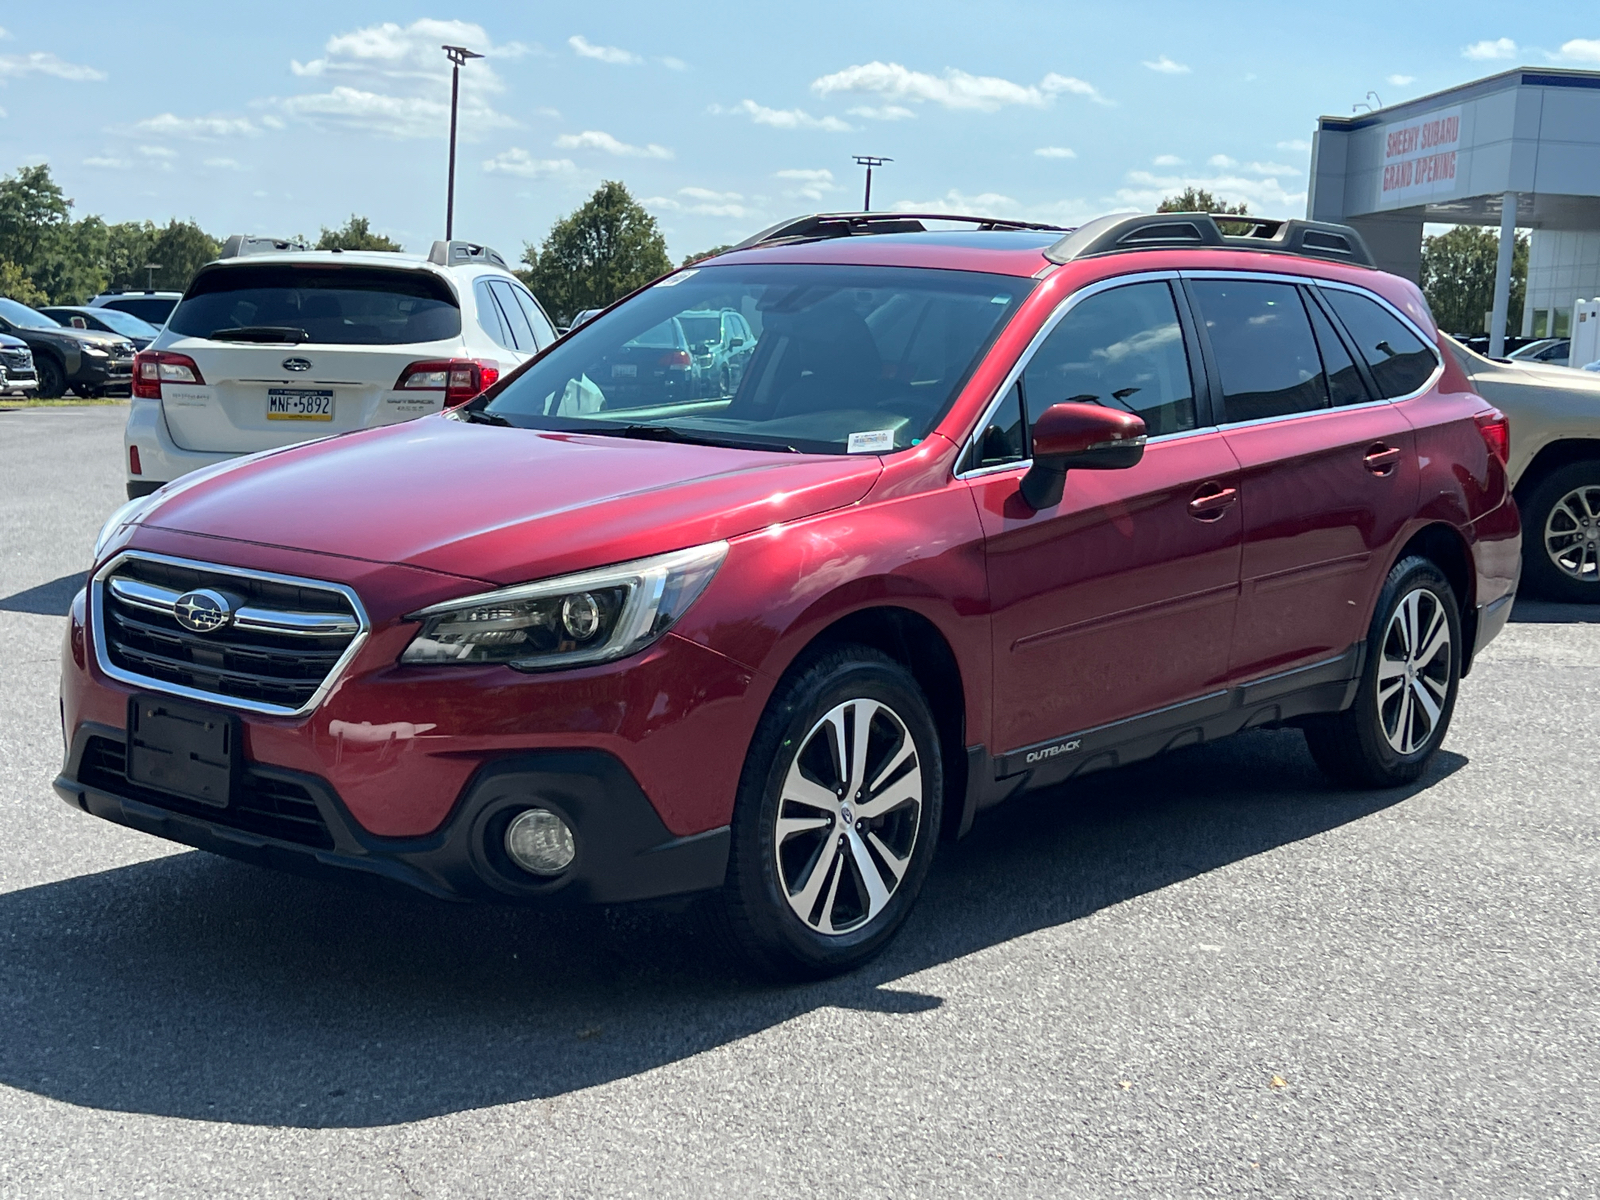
[852,156,892,211]
[441,44,484,240]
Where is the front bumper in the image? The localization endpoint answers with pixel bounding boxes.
[55,722,729,905]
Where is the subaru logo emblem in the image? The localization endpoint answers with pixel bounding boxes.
[282,357,312,372]
[173,589,234,634]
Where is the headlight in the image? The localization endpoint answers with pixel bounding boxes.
[92,493,160,564]
[401,541,729,671]
[83,346,109,358]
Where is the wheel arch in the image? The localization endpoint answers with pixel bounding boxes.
[1392,522,1478,673]
[1514,438,1600,501]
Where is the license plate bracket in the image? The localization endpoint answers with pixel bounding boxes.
[126,695,238,808]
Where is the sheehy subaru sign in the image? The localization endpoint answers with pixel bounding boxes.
[1379,107,1462,206]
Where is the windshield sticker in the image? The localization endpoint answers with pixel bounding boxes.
[847,429,896,454]
[991,294,1012,304]
[656,269,698,287]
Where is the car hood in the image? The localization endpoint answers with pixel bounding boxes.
[13,325,127,349]
[137,414,884,586]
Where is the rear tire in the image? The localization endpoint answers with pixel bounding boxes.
[718,647,942,980]
[35,356,65,400]
[1303,557,1461,789]
[1520,461,1600,603]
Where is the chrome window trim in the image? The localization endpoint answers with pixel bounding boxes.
[1180,268,1445,412]
[91,550,372,719]
[953,270,1196,479]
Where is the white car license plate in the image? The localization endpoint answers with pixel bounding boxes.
[267,389,334,421]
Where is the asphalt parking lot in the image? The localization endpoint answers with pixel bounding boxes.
[1,404,1596,1198]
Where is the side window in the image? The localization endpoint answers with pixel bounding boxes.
[1190,279,1328,422]
[969,381,1027,469]
[511,284,557,349]
[1305,294,1371,407]
[474,279,514,351]
[1322,288,1438,398]
[489,280,537,351]
[1021,281,1196,438]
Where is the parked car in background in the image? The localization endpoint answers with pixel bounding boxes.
[1442,334,1600,601]
[678,307,755,396]
[1506,338,1570,367]
[125,237,559,498]
[0,332,38,396]
[40,305,162,350]
[64,210,1518,978]
[87,290,184,325]
[568,308,603,331]
[0,297,135,398]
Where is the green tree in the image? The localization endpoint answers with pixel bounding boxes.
[0,163,73,279]
[682,244,735,267]
[145,219,222,291]
[523,181,672,324]
[1157,188,1252,235]
[0,259,47,307]
[317,214,403,252]
[103,220,159,291]
[1420,225,1528,337]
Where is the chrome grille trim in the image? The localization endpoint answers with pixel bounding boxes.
[92,550,371,718]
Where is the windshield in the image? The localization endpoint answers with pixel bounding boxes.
[476,264,1033,454]
[0,298,58,329]
[84,308,158,337]
[167,264,461,345]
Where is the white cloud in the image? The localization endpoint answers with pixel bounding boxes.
[83,156,131,170]
[1142,55,1190,75]
[1208,154,1238,168]
[0,51,106,82]
[204,157,246,171]
[849,104,916,121]
[776,168,838,201]
[811,61,1109,112]
[1153,154,1185,166]
[1553,39,1600,64]
[0,107,7,118]
[1034,146,1076,159]
[138,145,177,159]
[645,186,752,218]
[569,35,641,66]
[1117,168,1305,217]
[135,113,261,139]
[890,190,1019,218]
[714,100,852,132]
[483,147,577,177]
[1463,37,1517,61]
[0,28,9,39]
[1277,139,1311,152]
[1387,74,1416,86]
[280,19,524,138]
[554,129,673,158]
[660,56,687,71]
[1244,160,1297,175]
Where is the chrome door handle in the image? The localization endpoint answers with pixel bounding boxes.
[1364,445,1402,476]
[1188,484,1238,520]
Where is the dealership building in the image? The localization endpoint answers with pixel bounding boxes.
[1308,66,1600,354]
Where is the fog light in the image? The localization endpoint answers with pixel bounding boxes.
[504,807,576,876]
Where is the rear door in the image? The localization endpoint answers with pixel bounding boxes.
[1185,273,1420,681]
[158,263,467,453]
[971,276,1244,766]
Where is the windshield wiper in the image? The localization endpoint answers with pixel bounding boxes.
[453,407,513,426]
[207,326,309,344]
[598,424,798,453]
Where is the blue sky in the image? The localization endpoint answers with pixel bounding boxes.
[1,4,1597,263]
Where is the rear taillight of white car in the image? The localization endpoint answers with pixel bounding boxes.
[1475,408,1510,464]
[394,359,501,405]
[131,350,205,400]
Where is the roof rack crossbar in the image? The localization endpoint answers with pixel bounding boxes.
[732,211,1071,251]
[1042,212,1375,268]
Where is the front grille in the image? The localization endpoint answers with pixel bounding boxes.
[78,735,336,849]
[1,348,33,378]
[96,553,365,713]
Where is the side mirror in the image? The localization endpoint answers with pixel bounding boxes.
[1019,402,1147,510]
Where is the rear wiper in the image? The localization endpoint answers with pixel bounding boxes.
[600,424,798,453]
[207,326,309,344]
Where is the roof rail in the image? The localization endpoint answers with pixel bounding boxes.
[219,235,311,259]
[428,239,509,269]
[1043,212,1376,268]
[732,211,1070,251]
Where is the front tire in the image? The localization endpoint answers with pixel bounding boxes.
[35,356,65,400]
[720,647,942,979]
[1303,556,1461,788]
[1520,461,1600,602]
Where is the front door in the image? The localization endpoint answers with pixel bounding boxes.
[970,278,1243,767]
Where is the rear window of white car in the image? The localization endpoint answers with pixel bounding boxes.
[168,265,461,345]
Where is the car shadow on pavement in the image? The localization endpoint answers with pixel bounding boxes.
[0,574,82,616]
[0,728,1463,1129]
[1509,597,1600,624]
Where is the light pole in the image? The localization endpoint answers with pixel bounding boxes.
[142,263,161,290]
[441,44,483,240]
[852,156,892,211]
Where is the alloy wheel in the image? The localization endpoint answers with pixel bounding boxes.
[1376,588,1453,754]
[774,697,923,936]
[1543,484,1600,585]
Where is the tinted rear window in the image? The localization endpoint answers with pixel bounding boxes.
[1321,289,1437,399]
[1191,280,1327,422]
[169,265,460,345]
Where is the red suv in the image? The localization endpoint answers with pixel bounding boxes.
[59,211,1520,977]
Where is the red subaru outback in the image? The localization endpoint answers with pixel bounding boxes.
[59,211,1520,977]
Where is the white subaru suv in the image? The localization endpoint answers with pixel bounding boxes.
[124,236,558,498]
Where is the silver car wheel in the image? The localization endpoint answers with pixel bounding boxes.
[1543,484,1600,584]
[774,697,923,937]
[1376,588,1453,755]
